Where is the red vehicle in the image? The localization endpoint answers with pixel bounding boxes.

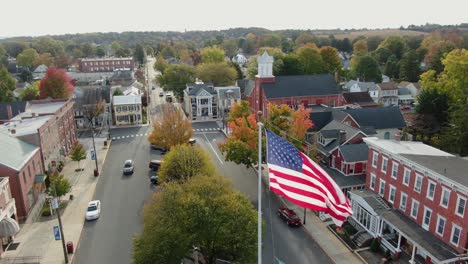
[277,208,301,227]
[399,105,411,111]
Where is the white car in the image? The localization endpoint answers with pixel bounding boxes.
[123,160,134,174]
[86,200,101,220]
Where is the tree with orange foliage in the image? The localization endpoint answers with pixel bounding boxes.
[289,104,313,149]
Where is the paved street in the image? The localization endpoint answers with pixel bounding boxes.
[74,126,159,264]
[193,123,332,264]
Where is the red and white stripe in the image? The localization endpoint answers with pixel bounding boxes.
[268,152,353,227]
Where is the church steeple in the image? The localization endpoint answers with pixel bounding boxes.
[257,51,274,78]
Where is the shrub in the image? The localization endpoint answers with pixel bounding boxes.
[370,238,381,252]
[343,224,357,236]
[41,205,51,217]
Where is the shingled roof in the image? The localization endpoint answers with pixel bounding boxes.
[262,74,340,99]
[344,106,406,129]
[342,92,377,107]
[339,143,369,162]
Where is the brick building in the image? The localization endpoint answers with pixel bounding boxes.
[349,138,468,264]
[78,57,134,73]
[246,52,344,116]
[0,133,45,222]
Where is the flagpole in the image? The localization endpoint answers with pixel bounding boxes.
[257,118,263,264]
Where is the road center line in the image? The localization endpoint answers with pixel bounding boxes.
[203,133,224,164]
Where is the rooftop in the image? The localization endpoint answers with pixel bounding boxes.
[1,115,53,136]
[0,131,40,171]
[324,167,366,188]
[344,106,406,129]
[377,82,398,90]
[80,57,133,62]
[363,137,454,157]
[28,100,67,115]
[342,92,377,106]
[262,74,340,99]
[113,95,141,105]
[0,102,27,121]
[339,143,369,162]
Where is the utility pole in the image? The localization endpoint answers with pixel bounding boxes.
[91,126,99,176]
[53,186,68,263]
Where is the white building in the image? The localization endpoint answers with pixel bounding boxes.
[113,95,142,126]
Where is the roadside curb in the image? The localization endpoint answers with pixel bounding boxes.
[69,139,112,264]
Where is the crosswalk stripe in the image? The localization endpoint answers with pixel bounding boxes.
[126,135,130,138]
[112,137,115,140]
[140,134,144,136]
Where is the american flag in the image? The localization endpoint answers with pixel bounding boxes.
[266,130,352,227]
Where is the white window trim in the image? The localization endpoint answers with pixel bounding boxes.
[400,192,407,211]
[379,179,386,197]
[455,195,466,217]
[403,167,411,186]
[422,207,432,231]
[370,173,376,191]
[436,215,446,236]
[414,173,423,193]
[381,157,388,173]
[391,162,398,179]
[411,199,419,219]
[372,152,378,168]
[450,224,462,247]
[440,187,451,208]
[388,185,396,204]
[426,180,436,201]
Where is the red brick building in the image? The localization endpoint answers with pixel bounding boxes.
[0,133,44,222]
[349,138,467,263]
[246,52,344,116]
[78,57,134,73]
[330,143,368,176]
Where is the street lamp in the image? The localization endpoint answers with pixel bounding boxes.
[91,125,99,176]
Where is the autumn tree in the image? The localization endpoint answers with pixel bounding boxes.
[82,94,105,128]
[35,53,54,67]
[70,142,87,171]
[16,48,39,69]
[266,103,292,136]
[47,172,71,199]
[39,67,74,99]
[20,82,39,101]
[320,46,342,74]
[158,145,215,183]
[221,39,238,58]
[133,175,257,264]
[196,62,237,86]
[296,43,325,74]
[157,64,195,98]
[377,36,408,60]
[295,32,316,46]
[154,54,168,73]
[353,39,368,56]
[147,104,193,149]
[0,67,16,102]
[289,104,313,146]
[200,46,225,63]
[258,34,282,48]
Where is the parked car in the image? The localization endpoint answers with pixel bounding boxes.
[85,200,101,220]
[399,105,411,111]
[150,175,159,185]
[151,144,169,154]
[149,160,163,171]
[123,160,134,175]
[188,138,196,145]
[159,92,164,97]
[277,208,301,227]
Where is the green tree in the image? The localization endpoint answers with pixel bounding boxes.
[154,54,168,73]
[416,88,449,126]
[95,46,106,57]
[399,50,420,82]
[278,53,303,75]
[353,39,368,56]
[352,55,382,82]
[320,46,342,74]
[158,145,215,183]
[439,102,468,156]
[0,67,16,102]
[196,62,237,86]
[295,32,316,46]
[20,82,39,101]
[133,175,257,264]
[384,55,400,79]
[200,46,225,63]
[81,43,95,57]
[296,43,325,74]
[17,48,39,69]
[0,46,8,66]
[259,34,282,48]
[373,47,392,64]
[160,45,177,58]
[113,88,123,96]
[47,172,71,199]
[20,68,33,83]
[157,64,196,98]
[70,142,87,171]
[367,36,384,51]
[134,43,146,65]
[377,36,408,59]
[221,39,238,58]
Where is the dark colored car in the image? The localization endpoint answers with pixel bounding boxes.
[188,138,196,145]
[277,208,301,227]
[151,144,169,154]
[149,160,163,171]
[159,92,164,97]
[150,175,158,185]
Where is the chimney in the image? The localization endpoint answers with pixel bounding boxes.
[339,130,346,144]
[10,129,16,134]
[394,132,401,141]
[6,105,13,120]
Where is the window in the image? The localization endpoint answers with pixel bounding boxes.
[116,106,121,113]
[349,163,355,174]
[391,162,398,179]
[456,196,466,217]
[422,207,432,230]
[372,152,378,168]
[381,157,388,173]
[400,192,407,211]
[403,168,411,186]
[379,180,386,197]
[22,172,26,183]
[414,173,423,193]
[370,173,376,190]
[389,185,396,204]
[450,224,461,246]
[384,132,390,139]
[411,199,419,219]
[426,180,436,200]
[440,188,450,208]
[436,215,446,236]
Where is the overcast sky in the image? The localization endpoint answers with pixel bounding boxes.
[1,0,467,37]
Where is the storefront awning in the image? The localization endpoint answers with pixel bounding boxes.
[0,217,20,237]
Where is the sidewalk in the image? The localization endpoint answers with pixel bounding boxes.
[259,165,365,264]
[1,137,111,264]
